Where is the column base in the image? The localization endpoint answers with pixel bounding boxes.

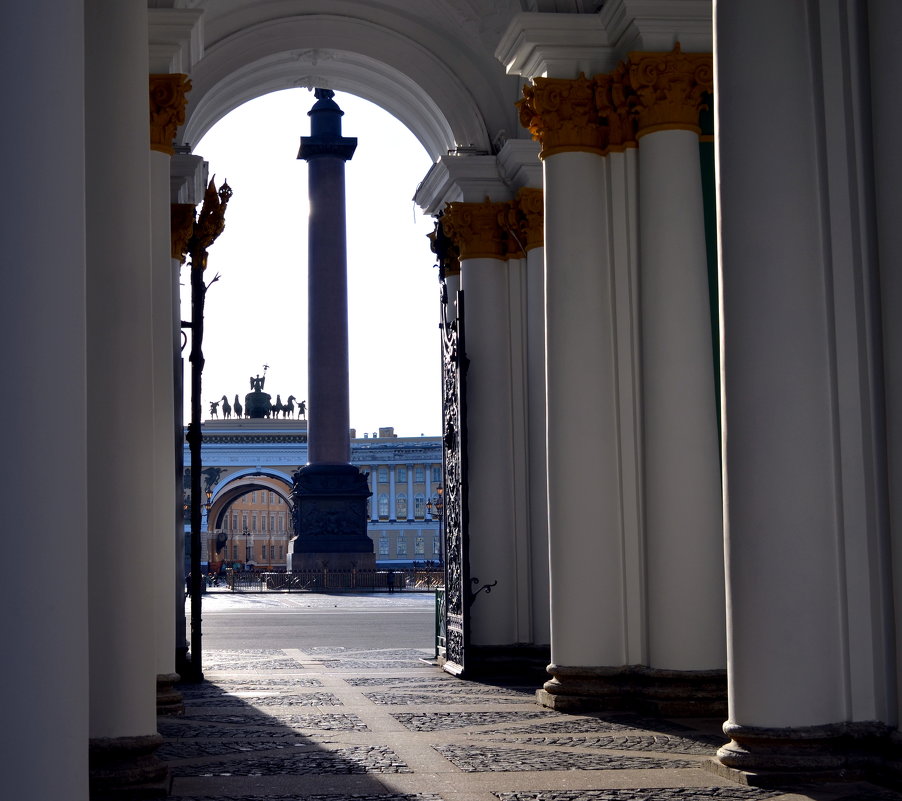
[537,663,727,717]
[156,672,184,716]
[711,720,890,783]
[89,733,169,800]
[289,551,376,572]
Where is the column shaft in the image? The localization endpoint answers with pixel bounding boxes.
[3,2,89,797]
[307,155,351,465]
[638,128,724,670]
[543,152,626,667]
[461,256,520,645]
[86,0,158,739]
[715,3,893,770]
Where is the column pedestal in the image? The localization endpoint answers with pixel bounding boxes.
[538,665,726,717]
[88,735,170,800]
[289,464,375,571]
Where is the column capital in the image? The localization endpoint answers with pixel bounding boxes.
[626,45,712,137]
[513,188,544,252]
[170,203,195,262]
[518,73,607,158]
[149,74,191,156]
[441,199,508,260]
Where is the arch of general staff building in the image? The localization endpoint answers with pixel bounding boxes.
[9,2,902,798]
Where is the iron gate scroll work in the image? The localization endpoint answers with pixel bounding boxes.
[439,276,470,676]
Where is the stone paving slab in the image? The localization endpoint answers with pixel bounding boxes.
[166,647,902,801]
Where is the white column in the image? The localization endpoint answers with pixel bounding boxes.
[460,255,520,645]
[869,0,902,729]
[637,125,724,671]
[3,2,89,798]
[543,153,625,667]
[716,0,894,769]
[524,242,550,646]
[150,147,178,692]
[389,464,396,521]
[84,0,163,786]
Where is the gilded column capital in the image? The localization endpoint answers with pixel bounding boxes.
[597,66,638,151]
[441,199,508,261]
[171,203,195,262]
[517,73,607,159]
[428,215,461,277]
[150,73,192,155]
[626,44,712,138]
[513,188,544,251]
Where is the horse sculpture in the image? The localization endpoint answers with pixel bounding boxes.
[220,395,232,419]
[233,394,243,418]
[272,395,284,418]
[284,395,296,418]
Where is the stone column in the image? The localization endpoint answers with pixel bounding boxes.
[716,0,894,773]
[85,0,167,796]
[442,200,520,646]
[515,187,551,646]
[3,2,89,798]
[149,72,190,717]
[389,465,397,521]
[291,89,373,571]
[628,48,725,674]
[519,75,631,706]
[407,464,415,520]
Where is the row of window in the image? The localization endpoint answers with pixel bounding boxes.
[224,512,288,533]
[228,543,285,561]
[368,466,442,485]
[377,533,441,556]
[372,493,432,519]
[232,491,284,507]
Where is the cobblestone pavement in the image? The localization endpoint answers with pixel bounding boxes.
[165,647,902,801]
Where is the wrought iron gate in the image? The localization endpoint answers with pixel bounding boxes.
[440,282,469,675]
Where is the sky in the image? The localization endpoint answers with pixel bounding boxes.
[186,89,441,437]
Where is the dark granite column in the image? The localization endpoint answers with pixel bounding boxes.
[290,89,374,572]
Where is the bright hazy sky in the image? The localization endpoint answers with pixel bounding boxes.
[187,89,441,437]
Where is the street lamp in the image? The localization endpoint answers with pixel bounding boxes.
[242,527,251,568]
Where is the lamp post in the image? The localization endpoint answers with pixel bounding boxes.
[242,527,251,569]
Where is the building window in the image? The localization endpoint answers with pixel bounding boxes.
[434,537,441,555]
[232,514,238,531]
[414,494,426,518]
[232,545,238,560]
[252,513,257,532]
[432,466,441,483]
[270,515,275,531]
[260,544,266,560]
[251,491,256,503]
[378,467,388,484]
[278,545,283,559]
[378,493,389,518]
[415,537,425,555]
[415,466,425,483]
[270,544,275,559]
[242,514,248,530]
[397,466,407,483]
[396,535,407,556]
[379,534,389,555]
[396,493,407,519]
[261,515,266,532]
[278,513,284,532]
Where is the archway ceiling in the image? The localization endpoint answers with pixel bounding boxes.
[178,2,545,159]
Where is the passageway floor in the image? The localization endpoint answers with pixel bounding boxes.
[163,640,902,801]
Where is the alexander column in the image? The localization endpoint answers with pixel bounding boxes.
[290,89,375,572]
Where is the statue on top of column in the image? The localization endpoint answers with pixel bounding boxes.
[314,88,334,101]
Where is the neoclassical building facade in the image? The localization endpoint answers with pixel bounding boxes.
[6,1,902,797]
